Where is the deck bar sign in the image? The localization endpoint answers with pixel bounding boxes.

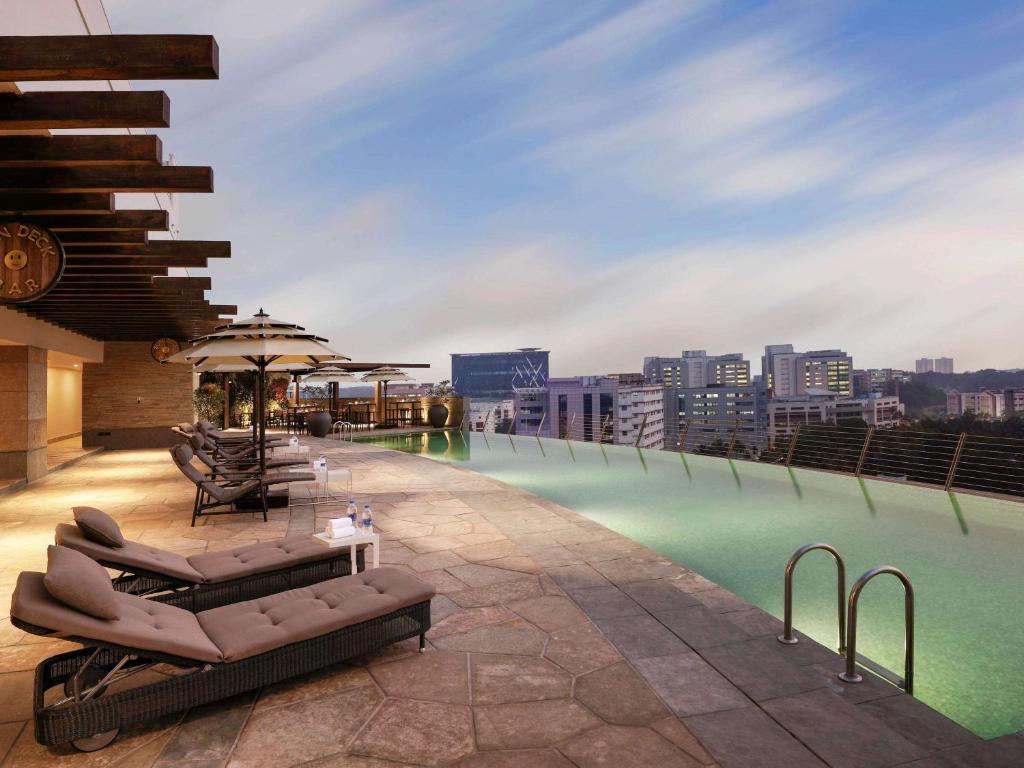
[0,220,65,303]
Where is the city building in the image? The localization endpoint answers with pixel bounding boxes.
[451,348,549,399]
[762,345,853,397]
[515,376,666,448]
[1004,388,1024,416]
[676,385,761,456]
[767,391,902,444]
[916,357,954,374]
[947,391,1005,419]
[643,350,750,388]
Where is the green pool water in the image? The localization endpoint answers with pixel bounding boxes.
[359,429,1024,738]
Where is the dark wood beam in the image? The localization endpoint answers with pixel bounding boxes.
[64,241,229,258]
[66,255,208,268]
[63,267,168,277]
[20,210,169,231]
[0,135,161,166]
[0,91,169,130]
[0,166,213,193]
[0,35,219,81]
[154,276,212,291]
[0,192,113,214]
[58,231,147,245]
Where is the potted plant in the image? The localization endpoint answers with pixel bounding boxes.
[425,380,456,428]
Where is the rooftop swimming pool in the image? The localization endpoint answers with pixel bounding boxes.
[359,429,1024,739]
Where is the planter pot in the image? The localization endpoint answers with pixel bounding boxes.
[308,411,332,438]
[427,403,449,429]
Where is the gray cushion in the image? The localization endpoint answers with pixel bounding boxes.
[55,523,205,583]
[188,535,367,583]
[12,572,222,663]
[42,545,121,621]
[73,506,126,548]
[197,567,435,662]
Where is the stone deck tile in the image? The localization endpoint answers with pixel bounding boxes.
[560,724,706,768]
[4,438,1005,768]
[699,638,829,702]
[761,688,929,768]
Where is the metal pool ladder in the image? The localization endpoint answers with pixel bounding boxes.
[778,544,915,695]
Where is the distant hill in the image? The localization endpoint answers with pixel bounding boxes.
[915,369,1024,392]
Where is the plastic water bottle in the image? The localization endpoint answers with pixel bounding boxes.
[347,500,358,526]
[317,454,326,471]
[361,504,373,534]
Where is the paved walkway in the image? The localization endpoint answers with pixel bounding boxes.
[0,437,1020,767]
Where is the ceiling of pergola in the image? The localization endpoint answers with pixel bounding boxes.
[0,34,235,341]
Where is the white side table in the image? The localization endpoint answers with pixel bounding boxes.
[274,444,310,460]
[312,530,380,573]
[289,465,352,506]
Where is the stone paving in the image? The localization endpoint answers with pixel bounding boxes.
[0,436,1021,768]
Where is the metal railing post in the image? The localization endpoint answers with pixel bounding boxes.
[566,413,576,442]
[678,419,690,453]
[725,418,740,459]
[854,425,874,477]
[507,408,518,435]
[536,410,547,438]
[784,423,802,466]
[838,566,915,695]
[778,543,846,652]
[633,413,648,448]
[944,432,968,491]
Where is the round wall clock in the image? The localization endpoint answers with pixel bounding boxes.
[150,337,181,362]
[0,220,66,304]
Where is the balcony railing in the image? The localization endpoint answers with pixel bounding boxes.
[470,414,1024,500]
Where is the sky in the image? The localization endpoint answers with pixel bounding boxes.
[103,0,1024,381]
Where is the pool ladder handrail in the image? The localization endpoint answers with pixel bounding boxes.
[331,421,354,441]
[778,544,915,696]
[777,543,847,653]
[838,565,915,695]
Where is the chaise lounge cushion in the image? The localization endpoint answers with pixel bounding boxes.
[73,506,126,548]
[56,523,205,583]
[187,536,366,583]
[198,567,435,662]
[13,572,222,663]
[43,546,121,621]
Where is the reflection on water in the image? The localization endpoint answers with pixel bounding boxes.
[356,429,1024,738]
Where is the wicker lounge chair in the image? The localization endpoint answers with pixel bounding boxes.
[11,546,433,751]
[169,444,315,525]
[188,432,306,474]
[56,508,367,611]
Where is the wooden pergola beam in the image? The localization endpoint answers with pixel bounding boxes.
[0,35,219,81]
[57,231,147,245]
[63,241,229,258]
[0,135,162,166]
[66,255,208,268]
[0,91,169,130]
[0,165,213,193]
[0,192,113,214]
[63,267,169,277]
[20,210,169,231]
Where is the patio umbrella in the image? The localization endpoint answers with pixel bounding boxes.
[166,310,343,472]
[361,366,411,426]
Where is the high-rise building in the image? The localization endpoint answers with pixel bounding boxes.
[643,351,750,388]
[762,345,853,397]
[675,385,761,456]
[916,357,954,374]
[451,348,549,399]
[766,392,902,445]
[515,376,666,449]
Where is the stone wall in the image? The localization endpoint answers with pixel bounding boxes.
[83,342,193,449]
[0,346,47,480]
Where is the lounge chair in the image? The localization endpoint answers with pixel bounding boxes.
[196,419,288,447]
[11,545,433,751]
[169,444,315,525]
[188,433,306,473]
[56,507,367,611]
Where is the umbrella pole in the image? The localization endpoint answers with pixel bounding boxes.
[251,371,258,443]
[258,362,267,474]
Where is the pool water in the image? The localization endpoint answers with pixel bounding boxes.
[360,429,1024,738]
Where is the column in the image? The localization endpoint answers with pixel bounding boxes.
[0,345,47,481]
